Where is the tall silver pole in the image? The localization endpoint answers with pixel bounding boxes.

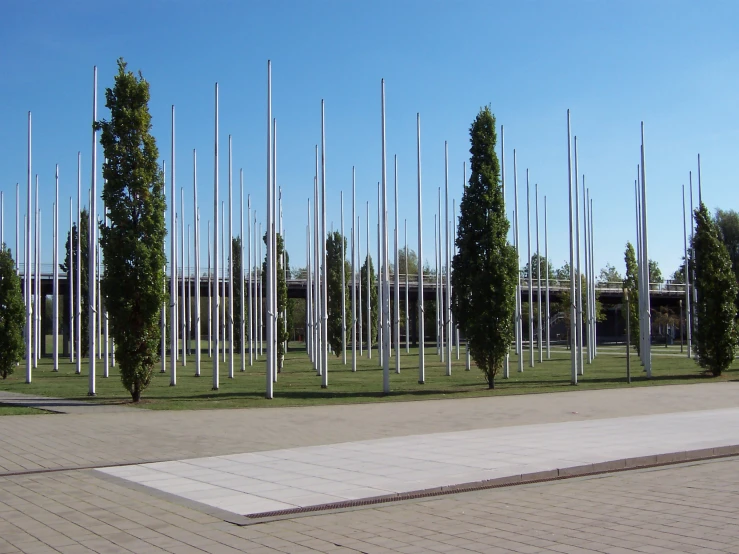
[181,188,186,366]
[444,142,451,377]
[536,183,542,364]
[566,110,577,385]
[358,214,363,358]
[240,170,245,372]
[314,154,320,374]
[265,63,273,396]
[25,113,32,382]
[583,177,591,364]
[404,218,409,354]
[640,123,652,378]
[434,213,439,359]
[321,100,329,388]
[416,125,426,380]
[545,196,550,359]
[53,166,59,370]
[207,221,212,358]
[212,83,220,390]
[88,67,97,395]
[228,136,234,379]
[76,153,81,374]
[194,151,201,376]
[501,126,509,376]
[464,163,471,371]
[634,175,643,364]
[574,138,584,376]
[526,171,533,368]
[169,106,178,383]
[258,220,262,359]
[272,120,278,382]
[682,184,691,357]
[366,201,371,359]
[248,196,253,365]
[187,226,191,359]
[351,168,357,371]
[69,197,74,362]
[221,202,225,363]
[103,207,109,377]
[393,156,400,374]
[378,185,382,367]
[341,190,347,365]
[380,81,390,392]
[35,194,40,367]
[16,183,20,274]
[513,150,522,373]
[589,195,596,356]
[307,200,312,363]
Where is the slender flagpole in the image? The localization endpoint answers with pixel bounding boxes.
[682,184,691,358]
[358,214,363,358]
[526,171,533,368]
[161,161,167,373]
[228,136,234,378]
[574,137,583,376]
[464,163,471,371]
[221,201,225,363]
[378,185,382,367]
[258,219,262,359]
[435,212,439,359]
[272,120,278,382]
[69,197,74,362]
[53,166,59,371]
[307,200,312,363]
[501,126,509,376]
[187,226,191,359]
[404,218,409,354]
[536,183,542,364]
[545,196,550,359]
[583,176,591,364]
[321,100,329,388]
[248,196,253,365]
[240,170,245,372]
[566,110,577,385]
[444,142,451,377]
[76,152,81,374]
[16,184,20,275]
[194,150,201,376]
[514,150,523,374]
[170,106,178,383]
[181,188,186,367]
[35,194,40,367]
[352,168,357,371]
[207,221,212,358]
[25,112,32,383]
[366,201,371,359]
[590,195,596,356]
[88,67,98,395]
[103,206,109,377]
[640,123,652,378]
[341,190,347,365]
[265,61,273,399]
[634,175,643,363]
[380,81,390,392]
[212,83,220,390]
[453,202,459,360]
[393,156,400,374]
[314,153,320,374]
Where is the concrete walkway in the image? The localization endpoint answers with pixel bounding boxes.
[0,390,135,415]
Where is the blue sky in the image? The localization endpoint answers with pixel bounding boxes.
[1,0,738,279]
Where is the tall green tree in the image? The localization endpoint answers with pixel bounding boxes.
[693,204,737,376]
[262,233,289,370]
[0,246,24,379]
[648,259,663,284]
[598,263,622,284]
[452,107,517,389]
[522,254,555,280]
[360,255,378,344]
[326,231,349,357]
[231,236,244,349]
[97,59,166,402]
[60,210,90,356]
[623,242,640,354]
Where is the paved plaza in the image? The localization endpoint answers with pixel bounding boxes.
[2,382,739,552]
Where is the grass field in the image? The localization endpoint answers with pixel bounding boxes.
[1,341,736,411]
[0,404,49,416]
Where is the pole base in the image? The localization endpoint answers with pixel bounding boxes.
[194,373,200,377]
[88,392,96,396]
[321,385,328,389]
[418,380,425,385]
[211,387,219,391]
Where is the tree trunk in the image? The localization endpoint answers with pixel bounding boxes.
[132,385,140,403]
[488,374,495,389]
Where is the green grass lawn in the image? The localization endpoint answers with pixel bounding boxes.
[1,341,736,410]
[0,404,49,416]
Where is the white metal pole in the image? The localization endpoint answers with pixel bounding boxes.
[640,124,652,378]
[307,200,312,363]
[194,151,201,376]
[170,106,177,382]
[212,83,219,390]
[181,188,186,367]
[272,120,278,383]
[438,187,442,362]
[25,112,32,383]
[566,110,577,385]
[583,177,591,364]
[321,100,329,388]
[682,184,691,358]
[378,186,382,367]
[258,220,262,359]
[53,166,59,371]
[514,150,522,374]
[574,138,583,376]
[352,168,357,371]
[35,196,40,367]
[393,156,400,374]
[228,136,234,378]
[358,214,363,358]
[526,171,533,368]
[161,258,166,373]
[366,202,371,359]
[265,62,273,398]
[536,183,542,364]
[444,142,451,377]
[69,197,74,362]
[240,170,245,372]
[248,197,253,365]
[187,225,191,359]
[221,201,225,363]
[16,183,20,275]
[88,66,97,395]
[590,195,596,356]
[380,82,390,392]
[501,126,509,376]
[404,219,409,354]
[435,213,439,359]
[76,152,81,374]
[103,208,109,377]
[341,190,347,365]
[417,114,425,382]
[545,196,550,359]
[207,221,212,358]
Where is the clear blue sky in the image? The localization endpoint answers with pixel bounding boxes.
[1,0,738,279]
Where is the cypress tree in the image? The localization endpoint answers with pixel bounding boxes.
[623,242,640,355]
[326,230,349,357]
[60,210,90,356]
[0,246,24,379]
[96,59,167,402]
[451,107,517,389]
[693,204,737,375]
